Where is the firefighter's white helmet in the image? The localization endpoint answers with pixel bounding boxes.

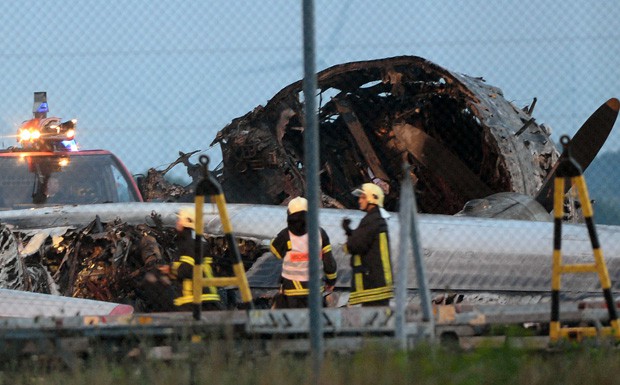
[177,206,196,229]
[288,197,308,214]
[352,183,385,207]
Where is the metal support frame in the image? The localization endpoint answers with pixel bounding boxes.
[192,155,253,320]
[549,135,620,342]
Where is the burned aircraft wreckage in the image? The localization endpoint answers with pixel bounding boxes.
[3,55,615,311]
[0,213,267,312]
[210,55,559,215]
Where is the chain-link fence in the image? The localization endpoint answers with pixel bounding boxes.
[0,1,619,318]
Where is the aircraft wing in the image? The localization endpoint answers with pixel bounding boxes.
[235,205,620,299]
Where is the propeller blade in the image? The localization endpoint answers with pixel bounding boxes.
[535,98,620,212]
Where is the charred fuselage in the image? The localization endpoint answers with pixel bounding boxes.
[211,56,558,213]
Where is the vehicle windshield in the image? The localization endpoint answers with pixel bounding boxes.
[0,153,140,210]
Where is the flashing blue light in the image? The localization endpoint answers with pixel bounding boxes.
[61,139,78,151]
[36,102,49,114]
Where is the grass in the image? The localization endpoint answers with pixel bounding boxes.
[2,338,620,385]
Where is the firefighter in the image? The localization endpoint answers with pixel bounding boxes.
[342,183,394,307]
[270,197,337,309]
[168,206,222,311]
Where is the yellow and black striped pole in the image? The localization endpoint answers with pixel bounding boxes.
[192,193,205,321]
[550,135,620,342]
[191,155,253,320]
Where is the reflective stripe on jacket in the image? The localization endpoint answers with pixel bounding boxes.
[172,256,221,306]
[270,227,337,297]
[171,228,221,306]
[345,206,394,305]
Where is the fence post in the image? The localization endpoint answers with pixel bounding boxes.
[395,163,434,349]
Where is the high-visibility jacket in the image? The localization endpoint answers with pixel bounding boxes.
[171,228,220,307]
[344,206,394,305]
[270,228,337,297]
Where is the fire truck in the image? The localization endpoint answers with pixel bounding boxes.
[0,92,143,210]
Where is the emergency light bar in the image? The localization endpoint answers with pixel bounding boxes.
[17,92,79,152]
[18,118,78,151]
[17,91,77,151]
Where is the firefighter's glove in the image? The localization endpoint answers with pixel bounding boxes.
[342,218,352,236]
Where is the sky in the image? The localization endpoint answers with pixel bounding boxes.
[0,1,618,183]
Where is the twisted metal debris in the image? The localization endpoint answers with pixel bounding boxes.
[136,56,561,215]
[210,55,558,213]
[1,216,267,312]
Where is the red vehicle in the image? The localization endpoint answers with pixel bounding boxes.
[0,92,142,210]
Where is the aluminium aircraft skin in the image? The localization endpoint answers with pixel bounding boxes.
[2,202,620,308]
[0,288,133,318]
